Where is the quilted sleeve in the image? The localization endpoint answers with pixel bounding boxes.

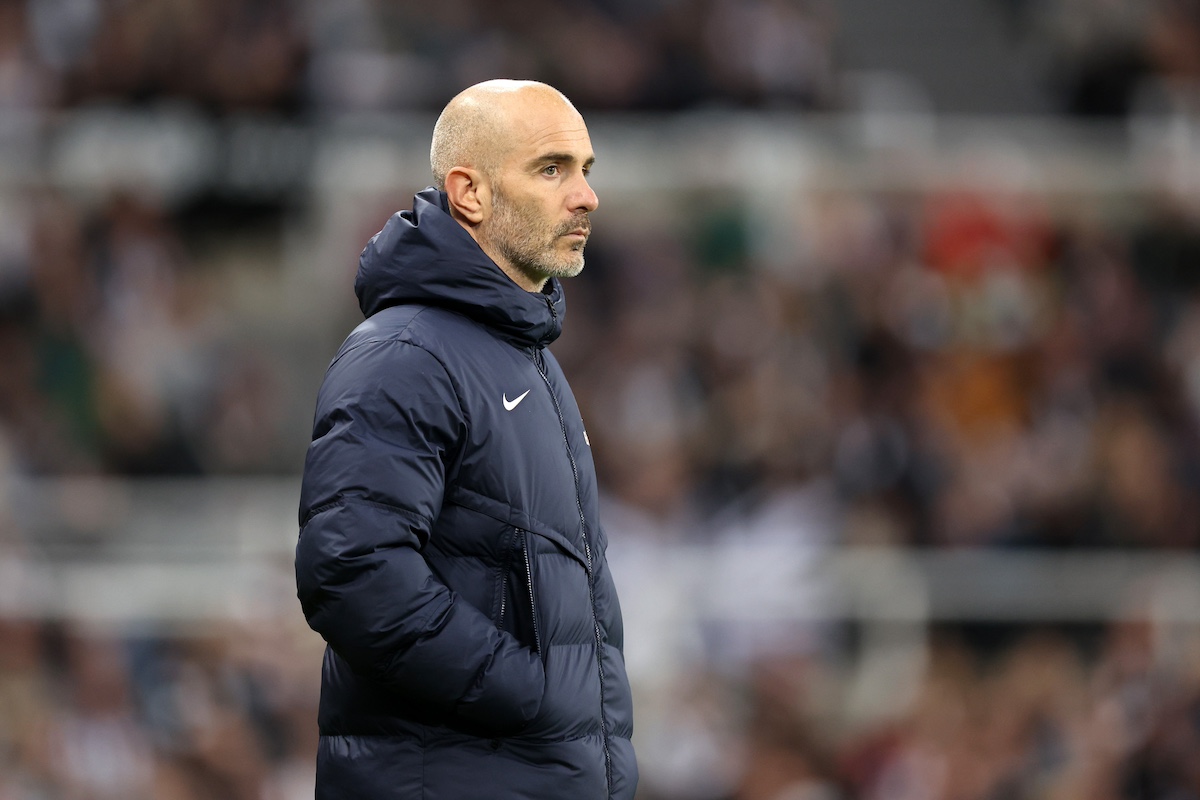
[295,338,544,732]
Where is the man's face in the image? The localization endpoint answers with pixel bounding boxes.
[476,98,599,291]
[483,181,590,283]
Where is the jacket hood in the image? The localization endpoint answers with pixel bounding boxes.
[355,187,565,348]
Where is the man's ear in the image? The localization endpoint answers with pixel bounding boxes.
[444,167,489,225]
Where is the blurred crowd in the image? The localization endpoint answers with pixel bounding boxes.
[571,176,1200,551]
[4,611,1200,800]
[626,615,1200,800]
[4,151,1200,550]
[0,616,321,800]
[3,155,1199,797]
[0,190,290,476]
[1,0,1200,798]
[2,0,1199,116]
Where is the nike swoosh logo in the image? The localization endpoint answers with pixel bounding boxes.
[503,390,531,411]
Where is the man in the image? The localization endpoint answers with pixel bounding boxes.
[295,80,637,799]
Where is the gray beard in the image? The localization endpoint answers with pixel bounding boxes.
[483,190,588,283]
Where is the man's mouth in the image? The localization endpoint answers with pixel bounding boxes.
[560,217,590,239]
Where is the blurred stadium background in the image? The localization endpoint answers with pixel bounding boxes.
[2,0,1200,797]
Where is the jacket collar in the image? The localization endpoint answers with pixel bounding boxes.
[355,188,566,348]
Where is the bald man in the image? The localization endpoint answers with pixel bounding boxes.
[296,81,637,799]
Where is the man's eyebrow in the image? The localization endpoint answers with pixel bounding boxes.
[528,152,597,169]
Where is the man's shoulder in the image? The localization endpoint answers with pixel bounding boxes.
[318,301,528,412]
[318,306,465,404]
[344,303,486,351]
[329,303,508,381]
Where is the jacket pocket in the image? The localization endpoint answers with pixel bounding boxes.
[497,528,542,656]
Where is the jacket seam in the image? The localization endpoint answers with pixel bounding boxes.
[327,304,432,368]
[299,496,432,531]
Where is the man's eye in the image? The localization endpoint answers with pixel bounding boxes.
[542,165,559,176]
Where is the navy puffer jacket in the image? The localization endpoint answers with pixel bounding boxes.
[296,188,637,799]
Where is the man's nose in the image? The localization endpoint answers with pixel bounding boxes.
[571,176,599,213]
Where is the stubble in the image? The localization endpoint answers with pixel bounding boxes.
[482,187,590,286]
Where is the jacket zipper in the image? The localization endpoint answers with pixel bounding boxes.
[534,347,613,794]
[522,530,543,655]
[497,527,520,629]
[498,573,508,628]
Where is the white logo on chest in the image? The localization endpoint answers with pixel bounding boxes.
[503,389,531,411]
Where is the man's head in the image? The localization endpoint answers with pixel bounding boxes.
[430,80,599,292]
